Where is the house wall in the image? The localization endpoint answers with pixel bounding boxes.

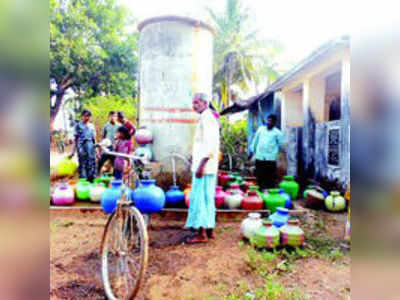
[281,50,350,188]
[281,89,303,130]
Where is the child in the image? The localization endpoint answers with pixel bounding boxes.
[113,126,132,180]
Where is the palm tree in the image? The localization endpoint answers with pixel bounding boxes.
[207,0,282,110]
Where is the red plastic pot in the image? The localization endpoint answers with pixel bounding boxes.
[218,171,230,187]
[242,190,263,210]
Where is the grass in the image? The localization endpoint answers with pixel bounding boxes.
[217,275,309,300]
[215,225,234,234]
[245,246,278,276]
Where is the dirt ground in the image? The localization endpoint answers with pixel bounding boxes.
[50,208,350,300]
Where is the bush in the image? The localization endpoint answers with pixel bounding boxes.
[220,117,249,174]
[83,96,137,140]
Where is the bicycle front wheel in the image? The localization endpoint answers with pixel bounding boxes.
[101,206,148,300]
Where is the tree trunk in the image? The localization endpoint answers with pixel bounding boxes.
[50,90,65,133]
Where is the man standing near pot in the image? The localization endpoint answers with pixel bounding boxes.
[249,114,285,191]
[97,111,120,175]
[117,111,136,138]
[185,92,220,243]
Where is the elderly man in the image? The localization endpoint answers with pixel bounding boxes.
[185,93,220,243]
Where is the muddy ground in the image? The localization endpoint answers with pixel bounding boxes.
[50,208,350,300]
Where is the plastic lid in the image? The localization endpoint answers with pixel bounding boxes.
[284,175,294,180]
[331,191,341,196]
[277,207,289,213]
[269,188,280,194]
[249,212,261,219]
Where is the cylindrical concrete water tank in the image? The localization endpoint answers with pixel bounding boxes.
[138,15,214,165]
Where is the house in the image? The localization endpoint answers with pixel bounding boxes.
[221,36,350,188]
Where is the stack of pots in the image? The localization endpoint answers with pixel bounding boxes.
[249,218,305,249]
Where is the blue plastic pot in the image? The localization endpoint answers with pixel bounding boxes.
[101,180,123,213]
[279,189,293,209]
[166,185,185,206]
[268,207,290,228]
[133,180,165,214]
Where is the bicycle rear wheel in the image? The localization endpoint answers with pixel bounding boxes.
[101,205,148,300]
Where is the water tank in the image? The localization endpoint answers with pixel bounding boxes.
[138,16,214,164]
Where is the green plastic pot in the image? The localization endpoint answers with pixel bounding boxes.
[76,179,90,200]
[263,189,286,214]
[280,219,304,247]
[250,220,280,249]
[279,175,300,199]
[325,191,346,212]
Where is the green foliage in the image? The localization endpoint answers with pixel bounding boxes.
[83,96,136,138]
[50,0,138,123]
[220,274,309,300]
[207,0,283,108]
[245,246,277,276]
[220,117,249,172]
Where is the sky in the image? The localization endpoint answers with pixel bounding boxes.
[54,0,398,129]
[122,0,354,70]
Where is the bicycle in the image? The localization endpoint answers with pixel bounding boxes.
[99,146,150,300]
[99,145,191,299]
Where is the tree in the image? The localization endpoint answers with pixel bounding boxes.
[50,0,138,129]
[207,0,282,109]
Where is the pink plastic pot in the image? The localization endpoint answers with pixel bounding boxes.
[226,184,244,196]
[215,186,227,208]
[135,126,153,145]
[53,184,75,206]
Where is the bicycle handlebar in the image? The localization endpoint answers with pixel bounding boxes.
[97,144,149,164]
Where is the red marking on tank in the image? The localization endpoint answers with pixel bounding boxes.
[143,107,194,113]
[141,118,198,124]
